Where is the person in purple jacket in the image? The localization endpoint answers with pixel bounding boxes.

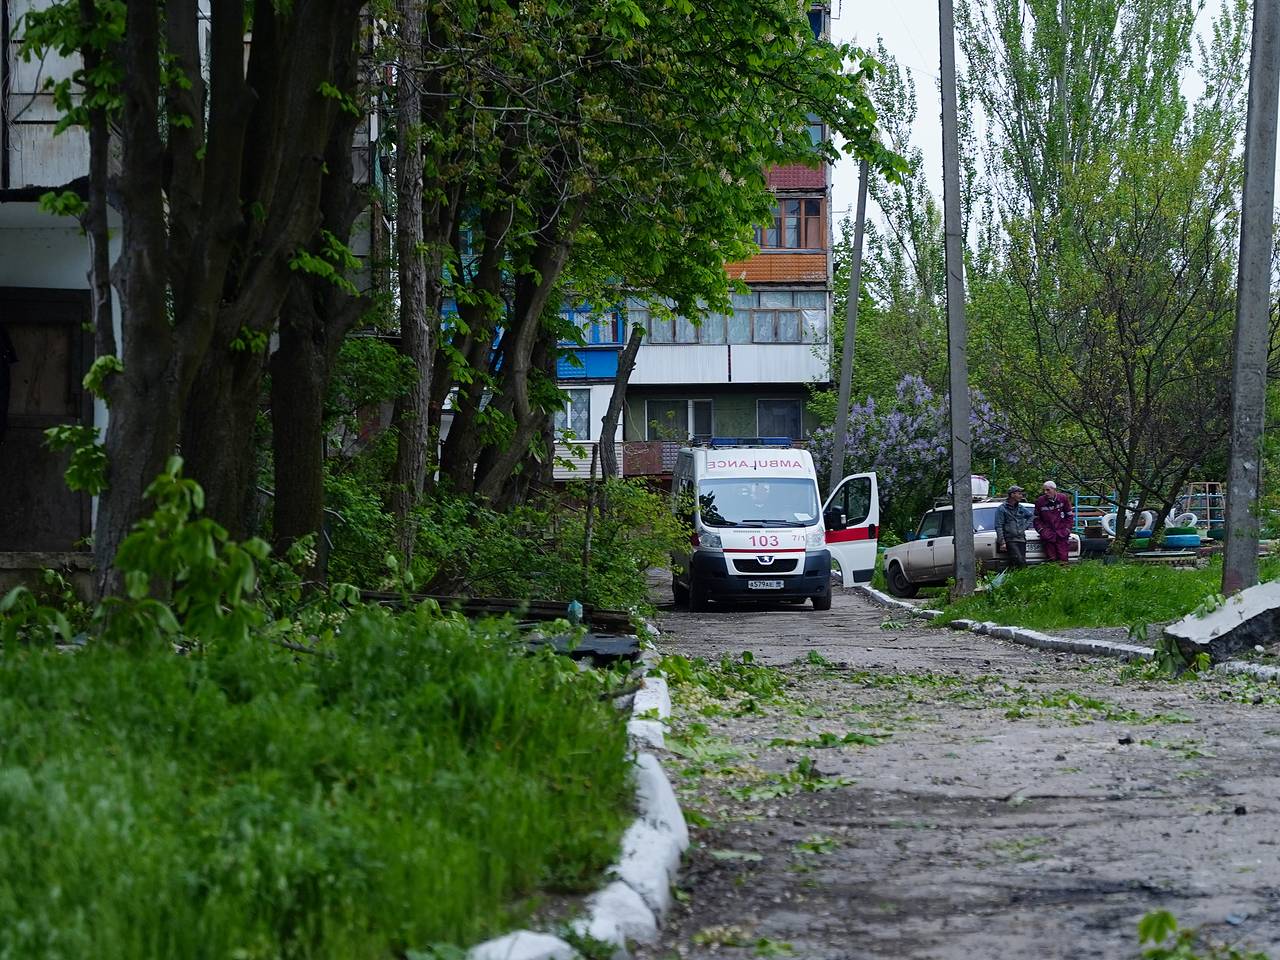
[1034,480,1074,563]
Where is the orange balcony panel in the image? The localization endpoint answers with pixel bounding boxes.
[766,164,826,190]
[725,252,828,283]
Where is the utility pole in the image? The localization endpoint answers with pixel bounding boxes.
[1224,0,1280,596]
[939,0,975,595]
[828,158,869,496]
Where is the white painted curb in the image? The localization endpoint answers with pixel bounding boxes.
[949,618,1155,661]
[1216,660,1280,683]
[469,931,579,960]
[472,662,688,960]
[853,584,942,619]
[853,583,1155,663]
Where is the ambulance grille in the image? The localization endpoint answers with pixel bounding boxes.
[733,558,799,574]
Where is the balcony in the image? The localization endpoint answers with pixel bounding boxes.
[552,440,625,481]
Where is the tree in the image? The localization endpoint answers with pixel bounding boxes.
[22,0,367,595]
[961,0,1254,545]
[393,0,899,505]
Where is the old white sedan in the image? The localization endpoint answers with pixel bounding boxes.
[882,499,1081,598]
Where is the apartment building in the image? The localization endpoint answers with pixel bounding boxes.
[554,8,835,478]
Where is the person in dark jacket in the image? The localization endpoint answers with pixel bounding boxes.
[1034,480,1075,563]
[994,485,1031,568]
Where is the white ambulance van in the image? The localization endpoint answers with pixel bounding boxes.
[670,440,879,610]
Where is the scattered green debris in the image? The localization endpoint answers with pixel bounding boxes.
[1138,910,1270,959]
[768,730,890,748]
[709,849,764,862]
[794,834,840,856]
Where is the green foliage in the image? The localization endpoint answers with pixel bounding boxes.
[937,557,1280,630]
[38,188,87,218]
[43,424,108,495]
[0,468,633,957]
[316,79,360,117]
[963,0,1244,503]
[18,0,126,134]
[660,651,789,703]
[411,480,688,611]
[97,457,273,647]
[1139,910,1270,959]
[288,230,360,296]
[82,354,123,400]
[229,326,270,354]
[0,607,631,958]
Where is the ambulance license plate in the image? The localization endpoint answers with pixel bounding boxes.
[748,579,784,590]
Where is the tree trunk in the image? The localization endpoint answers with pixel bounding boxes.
[270,26,369,578]
[181,348,267,540]
[390,0,430,559]
[272,286,330,574]
[94,0,173,598]
[599,324,643,480]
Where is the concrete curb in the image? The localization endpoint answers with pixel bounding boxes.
[853,584,943,619]
[853,583,1155,663]
[1216,660,1280,683]
[947,619,1155,662]
[469,932,579,960]
[470,638,688,960]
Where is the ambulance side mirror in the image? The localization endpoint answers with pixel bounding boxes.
[823,507,847,531]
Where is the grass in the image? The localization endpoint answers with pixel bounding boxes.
[935,556,1280,630]
[0,605,633,959]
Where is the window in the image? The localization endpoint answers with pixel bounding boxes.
[917,512,944,539]
[554,388,591,438]
[834,476,873,527]
[757,398,803,439]
[627,292,825,346]
[755,197,825,249]
[699,478,819,527]
[808,6,827,39]
[559,304,621,346]
[807,121,825,147]
[646,399,714,441]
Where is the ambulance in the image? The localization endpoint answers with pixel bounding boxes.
[670,439,879,610]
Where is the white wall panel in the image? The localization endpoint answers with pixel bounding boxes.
[631,345,729,385]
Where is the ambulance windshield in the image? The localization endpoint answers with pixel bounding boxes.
[698,478,819,527]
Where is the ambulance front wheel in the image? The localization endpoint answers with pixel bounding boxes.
[689,576,711,611]
[672,576,690,608]
[811,589,832,611]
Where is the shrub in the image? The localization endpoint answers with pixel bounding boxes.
[0,608,632,958]
[412,479,688,611]
[0,460,635,957]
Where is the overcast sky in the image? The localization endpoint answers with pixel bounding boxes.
[828,0,1233,240]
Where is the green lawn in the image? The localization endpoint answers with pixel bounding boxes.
[935,557,1280,631]
[0,606,632,959]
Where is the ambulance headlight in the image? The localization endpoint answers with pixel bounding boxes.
[806,528,826,549]
[697,531,722,550]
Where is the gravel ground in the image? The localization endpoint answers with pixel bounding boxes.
[639,582,1280,960]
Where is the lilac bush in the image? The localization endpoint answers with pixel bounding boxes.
[814,374,1013,533]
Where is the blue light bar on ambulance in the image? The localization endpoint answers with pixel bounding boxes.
[707,437,794,448]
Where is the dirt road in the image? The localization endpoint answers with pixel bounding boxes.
[640,586,1280,960]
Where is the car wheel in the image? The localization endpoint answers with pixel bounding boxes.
[887,562,918,599]
[811,590,832,611]
[689,577,711,611]
[672,577,690,607]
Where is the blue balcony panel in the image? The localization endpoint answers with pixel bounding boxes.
[557,348,621,380]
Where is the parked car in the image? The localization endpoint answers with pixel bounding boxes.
[882,499,1081,598]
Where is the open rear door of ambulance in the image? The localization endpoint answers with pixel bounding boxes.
[822,472,879,587]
